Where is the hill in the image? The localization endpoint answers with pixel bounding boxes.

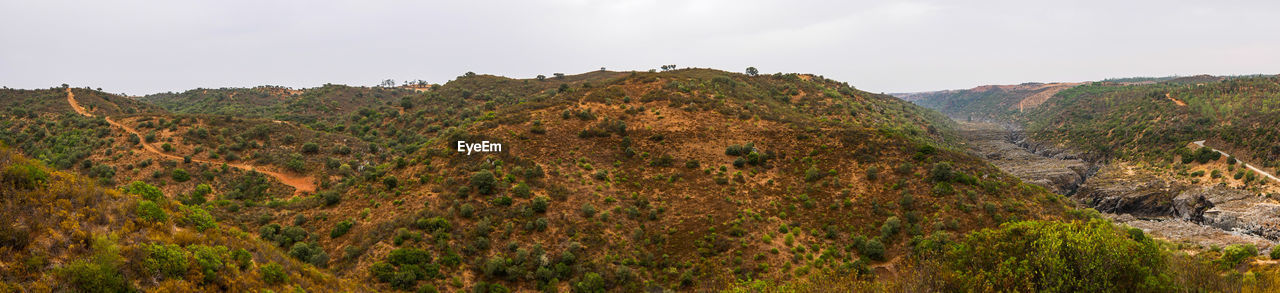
[18,68,1272,291]
[0,145,361,292]
[147,69,1084,291]
[895,82,1082,122]
[1026,75,1280,174]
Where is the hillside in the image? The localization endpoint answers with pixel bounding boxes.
[0,146,361,292]
[178,69,1082,291]
[15,68,1276,291]
[895,82,1082,122]
[1026,76,1280,174]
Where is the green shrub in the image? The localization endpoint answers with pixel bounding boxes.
[136,200,168,223]
[581,203,597,218]
[1221,244,1257,268]
[460,203,475,218]
[929,162,955,182]
[860,239,885,261]
[232,248,252,269]
[321,190,342,206]
[414,217,452,232]
[259,262,288,284]
[188,245,228,283]
[3,161,49,190]
[804,167,826,182]
[650,154,675,167]
[288,242,329,268]
[388,248,433,266]
[58,240,133,293]
[531,196,549,213]
[302,142,320,154]
[144,243,189,278]
[471,170,496,195]
[124,181,164,202]
[512,183,531,198]
[492,196,513,206]
[945,219,1167,292]
[182,206,217,232]
[331,220,355,238]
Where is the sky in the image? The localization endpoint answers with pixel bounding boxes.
[2,0,1279,95]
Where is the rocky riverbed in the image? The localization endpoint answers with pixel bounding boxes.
[960,122,1279,251]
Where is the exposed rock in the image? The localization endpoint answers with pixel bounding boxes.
[962,123,1091,194]
[1073,165,1185,217]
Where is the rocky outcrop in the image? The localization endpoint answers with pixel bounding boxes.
[1080,165,1280,240]
[1073,166,1185,217]
[963,123,1092,195]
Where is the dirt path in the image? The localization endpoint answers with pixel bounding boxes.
[1192,140,1280,184]
[1166,93,1187,106]
[67,88,315,196]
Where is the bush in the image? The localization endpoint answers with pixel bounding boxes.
[384,176,399,189]
[471,170,497,195]
[945,219,1166,292]
[137,200,168,223]
[259,262,288,284]
[388,248,433,266]
[331,219,355,238]
[1270,248,1280,260]
[414,217,452,232]
[3,161,49,190]
[124,181,164,202]
[288,242,329,268]
[804,167,826,182]
[860,239,885,261]
[171,169,190,182]
[182,206,217,232]
[188,245,228,283]
[581,203,597,218]
[650,154,675,167]
[143,243,190,279]
[929,162,955,182]
[302,142,320,154]
[232,248,252,269]
[1221,244,1257,268]
[512,183,531,198]
[531,196,549,213]
[321,190,342,206]
[1194,147,1221,164]
[58,241,133,293]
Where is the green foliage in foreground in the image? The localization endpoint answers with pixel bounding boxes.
[946,219,1168,292]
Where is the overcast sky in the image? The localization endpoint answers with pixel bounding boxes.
[2,0,1278,95]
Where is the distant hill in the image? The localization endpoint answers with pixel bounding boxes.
[895,82,1083,122]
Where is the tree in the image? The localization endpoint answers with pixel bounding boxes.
[471,170,496,195]
[746,67,759,76]
[536,75,546,81]
[554,73,566,79]
[381,79,397,87]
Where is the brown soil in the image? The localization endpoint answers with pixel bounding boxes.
[1166,93,1188,107]
[66,88,316,196]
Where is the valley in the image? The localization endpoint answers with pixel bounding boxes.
[959,121,1280,254]
[4,69,1280,292]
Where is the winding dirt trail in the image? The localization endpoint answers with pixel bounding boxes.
[1192,140,1280,184]
[67,88,315,196]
